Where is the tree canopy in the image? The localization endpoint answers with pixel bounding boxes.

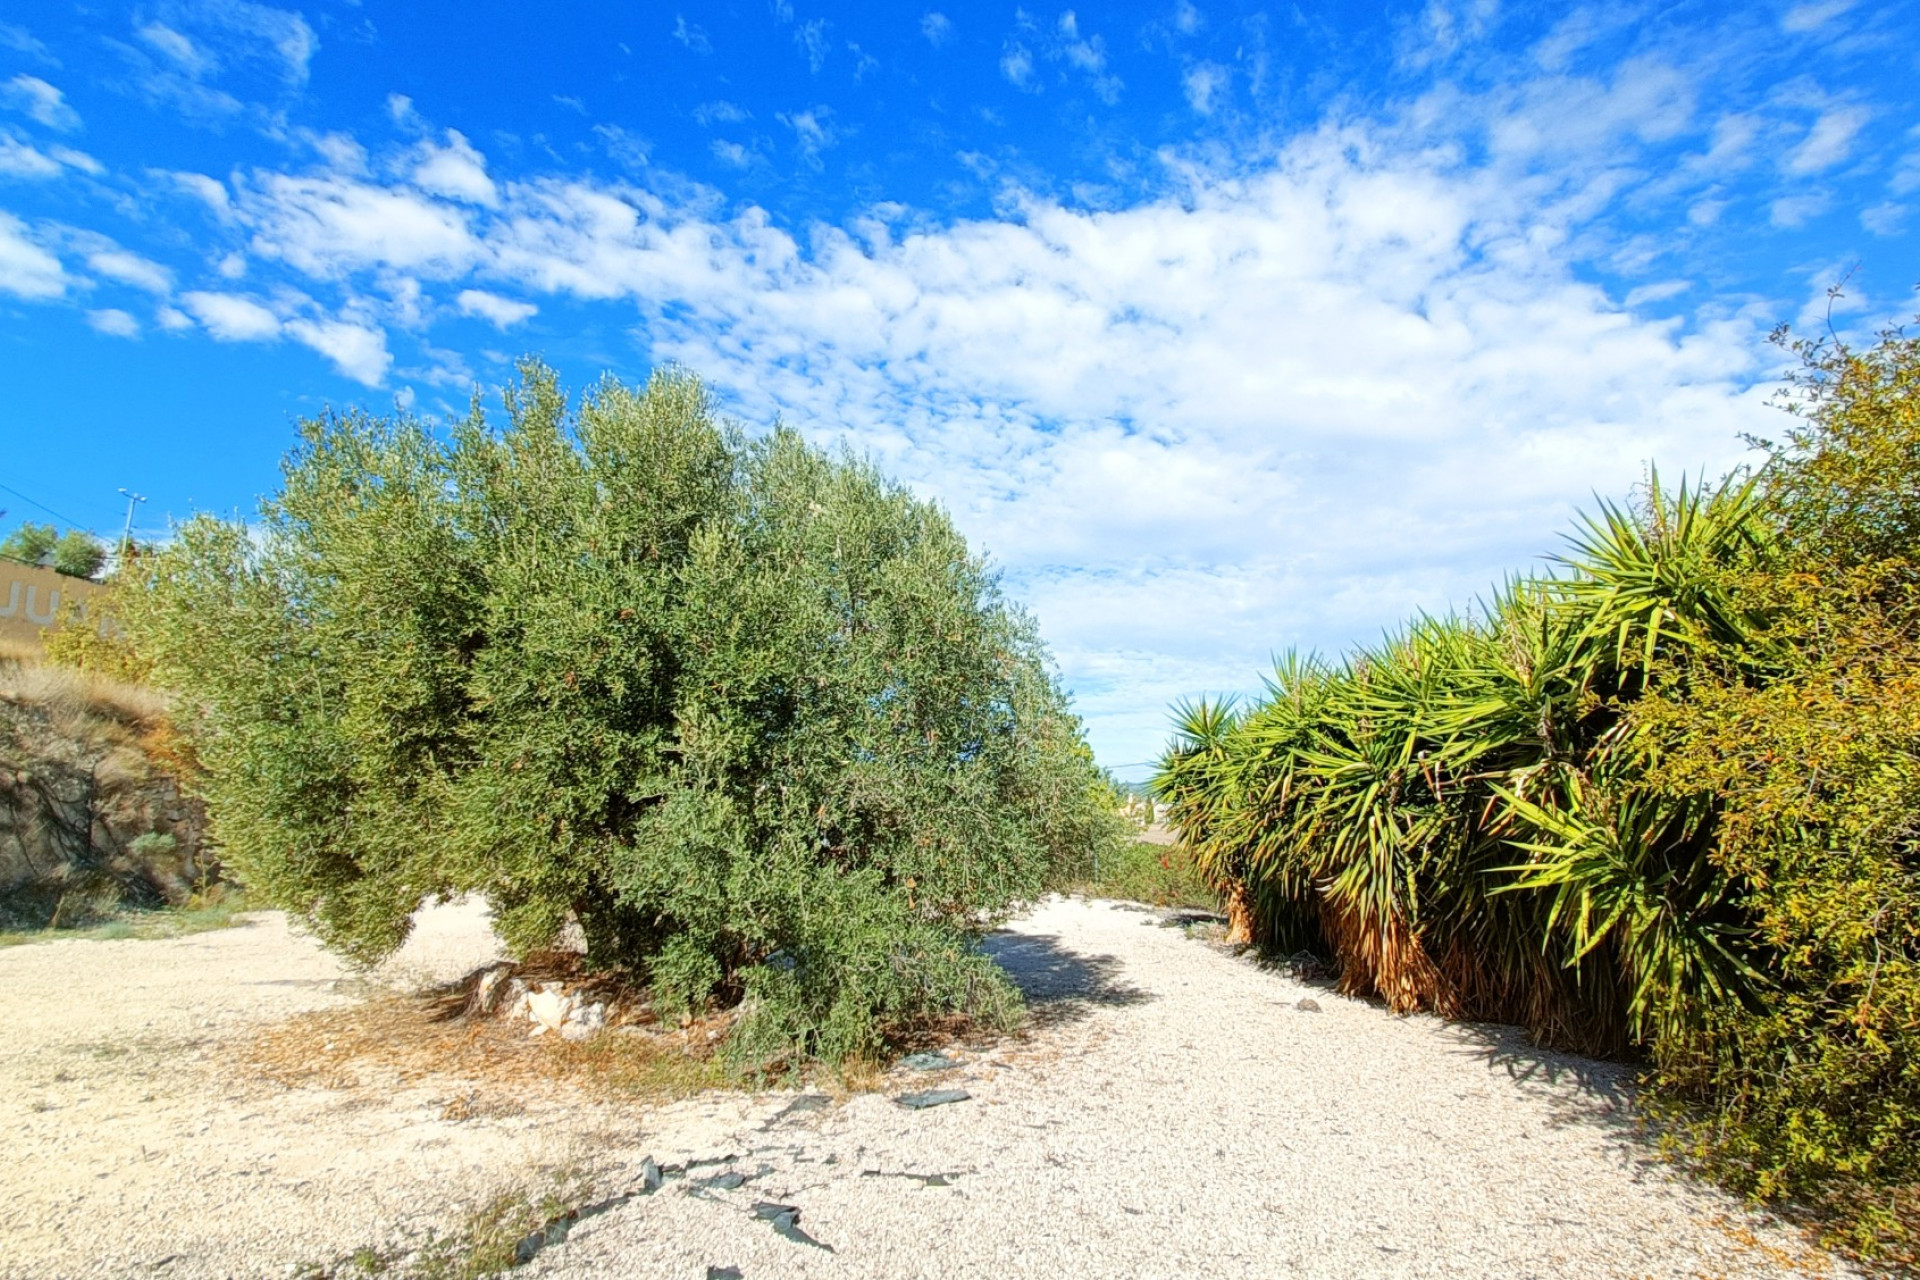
[128,363,1128,1065]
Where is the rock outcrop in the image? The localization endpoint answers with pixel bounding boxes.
[0,672,212,927]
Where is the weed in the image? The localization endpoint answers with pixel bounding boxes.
[1060,839,1219,910]
[0,889,254,948]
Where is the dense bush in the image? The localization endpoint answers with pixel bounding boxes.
[127,363,1128,1065]
[0,522,57,564]
[1,523,106,578]
[1156,319,1920,1259]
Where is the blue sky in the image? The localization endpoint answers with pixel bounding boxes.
[0,0,1916,777]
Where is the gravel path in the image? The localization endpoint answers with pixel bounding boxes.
[0,897,1844,1278]
[532,899,1843,1279]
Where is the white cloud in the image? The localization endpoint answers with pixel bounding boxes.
[87,249,174,293]
[692,100,750,126]
[235,172,479,277]
[120,2,314,123]
[1785,105,1868,174]
[1173,2,1204,35]
[672,16,711,54]
[38,72,1830,769]
[3,75,81,131]
[285,317,392,385]
[0,24,55,65]
[162,169,232,217]
[138,23,213,75]
[1769,191,1829,226]
[795,18,830,72]
[922,12,954,46]
[214,127,1772,767]
[711,139,754,168]
[0,134,61,179]
[778,108,839,166]
[456,288,537,328]
[47,145,101,174]
[411,130,498,206]
[1860,202,1905,236]
[1782,0,1855,31]
[87,308,140,337]
[0,132,100,179]
[180,290,282,340]
[0,212,64,297]
[1183,62,1229,115]
[1001,42,1036,90]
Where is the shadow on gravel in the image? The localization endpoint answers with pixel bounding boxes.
[1440,1020,1653,1152]
[982,931,1154,1029]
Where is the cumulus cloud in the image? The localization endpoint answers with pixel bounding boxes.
[87,307,140,337]
[411,130,497,206]
[1785,104,1868,173]
[159,169,234,220]
[234,172,478,276]
[11,48,1853,767]
[87,249,174,293]
[1183,62,1229,114]
[778,107,839,166]
[179,289,281,339]
[0,134,62,179]
[922,12,954,46]
[456,288,537,328]
[0,212,64,297]
[1001,42,1036,90]
[193,114,1784,765]
[711,139,754,168]
[285,316,391,384]
[3,75,81,131]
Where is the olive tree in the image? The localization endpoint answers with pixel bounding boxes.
[127,363,1127,1063]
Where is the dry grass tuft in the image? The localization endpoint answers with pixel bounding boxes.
[240,980,732,1106]
[0,651,170,740]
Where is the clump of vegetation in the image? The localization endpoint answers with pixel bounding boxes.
[1056,838,1219,909]
[1155,315,1920,1261]
[42,587,153,684]
[126,362,1128,1068]
[0,522,106,578]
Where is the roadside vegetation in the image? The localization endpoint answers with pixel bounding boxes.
[1054,835,1220,910]
[123,362,1132,1072]
[1155,317,1920,1264]
[0,522,107,578]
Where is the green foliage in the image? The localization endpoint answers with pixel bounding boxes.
[51,529,105,579]
[124,362,1125,1066]
[1,522,57,564]
[43,588,152,683]
[1056,838,1220,910]
[1,523,106,578]
[1156,316,1920,1260]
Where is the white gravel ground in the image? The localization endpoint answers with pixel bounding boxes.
[0,896,1846,1279]
[523,897,1846,1279]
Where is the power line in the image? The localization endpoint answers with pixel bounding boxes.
[0,480,92,532]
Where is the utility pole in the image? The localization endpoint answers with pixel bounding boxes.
[118,488,146,566]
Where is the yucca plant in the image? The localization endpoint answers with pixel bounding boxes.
[1160,465,1774,1054]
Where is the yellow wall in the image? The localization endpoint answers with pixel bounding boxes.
[0,559,110,648]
